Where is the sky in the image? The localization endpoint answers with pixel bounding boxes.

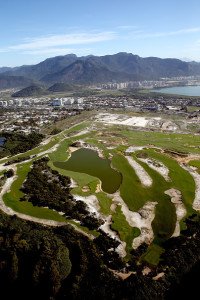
[1,0,200,66]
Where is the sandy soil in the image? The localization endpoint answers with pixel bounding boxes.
[165,188,187,237]
[126,156,153,187]
[139,158,170,181]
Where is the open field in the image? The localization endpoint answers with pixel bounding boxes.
[0,111,199,265]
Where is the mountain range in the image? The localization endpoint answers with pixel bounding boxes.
[1,52,200,89]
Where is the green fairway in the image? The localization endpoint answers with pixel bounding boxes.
[0,116,199,265]
[113,128,200,154]
[146,149,195,215]
[141,244,165,266]
[96,192,113,215]
[3,162,67,221]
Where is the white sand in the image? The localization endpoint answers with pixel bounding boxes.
[74,194,101,217]
[165,188,187,237]
[70,178,78,188]
[126,156,153,187]
[125,146,145,153]
[139,158,170,181]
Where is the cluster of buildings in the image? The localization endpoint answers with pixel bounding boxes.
[51,97,84,108]
[0,97,51,108]
[0,87,200,134]
[99,77,200,90]
[0,97,80,133]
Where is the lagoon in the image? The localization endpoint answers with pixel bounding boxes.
[153,85,200,96]
[54,148,122,194]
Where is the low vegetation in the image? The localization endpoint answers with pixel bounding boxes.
[0,131,44,158]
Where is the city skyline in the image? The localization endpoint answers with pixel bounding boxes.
[1,0,200,66]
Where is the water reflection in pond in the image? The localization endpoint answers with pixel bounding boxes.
[54,148,122,194]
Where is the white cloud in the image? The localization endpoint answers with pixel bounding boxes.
[130,27,200,39]
[21,47,93,57]
[21,48,76,55]
[9,31,116,51]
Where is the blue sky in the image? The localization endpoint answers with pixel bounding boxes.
[1,0,200,66]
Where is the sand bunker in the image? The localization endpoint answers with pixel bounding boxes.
[112,192,157,249]
[165,188,187,237]
[126,156,153,187]
[139,158,170,181]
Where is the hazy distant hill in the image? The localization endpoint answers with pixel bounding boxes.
[0,67,12,74]
[42,59,135,84]
[3,54,78,80]
[12,85,47,97]
[1,52,200,87]
[0,75,35,89]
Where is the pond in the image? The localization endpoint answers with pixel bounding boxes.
[0,137,6,146]
[54,148,122,194]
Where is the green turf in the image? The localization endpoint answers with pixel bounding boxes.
[96,192,112,216]
[141,244,165,266]
[189,160,200,174]
[0,170,6,176]
[112,153,177,242]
